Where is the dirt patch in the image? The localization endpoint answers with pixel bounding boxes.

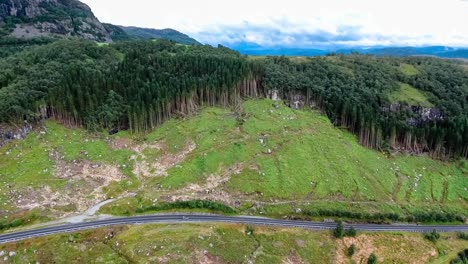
[108,137,134,150]
[283,252,305,264]
[194,250,225,264]
[13,159,127,217]
[335,234,437,264]
[132,141,195,178]
[295,239,305,248]
[167,163,244,206]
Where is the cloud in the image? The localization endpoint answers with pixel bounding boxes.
[191,20,466,49]
[82,0,468,48]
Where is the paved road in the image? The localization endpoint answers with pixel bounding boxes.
[1,214,467,244]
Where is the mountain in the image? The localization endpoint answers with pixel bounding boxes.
[355,46,468,58]
[0,0,111,42]
[229,42,326,56]
[102,23,131,41]
[230,43,468,58]
[0,0,200,45]
[117,25,200,45]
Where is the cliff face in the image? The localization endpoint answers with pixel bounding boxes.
[0,0,111,42]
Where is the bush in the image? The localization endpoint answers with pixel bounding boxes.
[334,221,345,238]
[9,219,23,228]
[368,253,378,264]
[346,227,357,237]
[348,244,356,256]
[245,225,254,236]
[450,249,468,264]
[458,233,468,241]
[136,200,236,214]
[424,229,440,242]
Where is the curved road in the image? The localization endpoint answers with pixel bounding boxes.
[1,214,467,244]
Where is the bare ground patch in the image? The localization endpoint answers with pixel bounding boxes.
[166,163,244,207]
[335,234,437,264]
[132,141,195,178]
[13,159,127,217]
[194,250,225,264]
[283,252,305,264]
[108,137,134,150]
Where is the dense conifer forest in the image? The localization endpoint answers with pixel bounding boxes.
[0,39,466,158]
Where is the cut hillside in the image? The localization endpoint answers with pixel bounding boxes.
[2,99,465,228]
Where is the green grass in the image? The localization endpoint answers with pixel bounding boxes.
[399,63,420,76]
[1,224,466,263]
[1,99,466,225]
[102,99,466,221]
[148,100,465,204]
[0,224,334,263]
[0,120,138,219]
[388,83,434,107]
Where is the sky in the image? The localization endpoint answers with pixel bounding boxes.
[81,0,468,48]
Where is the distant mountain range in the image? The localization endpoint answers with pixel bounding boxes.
[1,0,466,58]
[229,43,468,58]
[115,26,200,45]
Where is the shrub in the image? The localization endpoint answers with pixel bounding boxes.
[9,219,23,228]
[136,200,236,214]
[334,221,345,238]
[368,253,378,264]
[348,244,356,256]
[458,233,468,241]
[450,249,468,264]
[346,227,357,237]
[245,225,254,236]
[424,229,440,242]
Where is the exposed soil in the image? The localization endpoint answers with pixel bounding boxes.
[194,250,225,264]
[283,252,305,264]
[335,234,437,264]
[132,141,196,178]
[166,163,244,206]
[14,159,126,218]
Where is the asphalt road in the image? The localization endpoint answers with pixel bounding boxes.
[1,214,467,244]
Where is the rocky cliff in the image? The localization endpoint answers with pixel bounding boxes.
[0,0,111,42]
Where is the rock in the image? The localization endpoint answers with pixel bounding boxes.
[9,251,16,257]
[0,251,5,257]
[294,208,302,214]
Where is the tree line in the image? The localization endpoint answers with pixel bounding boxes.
[263,55,467,158]
[0,39,466,158]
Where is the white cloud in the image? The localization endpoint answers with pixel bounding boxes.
[81,0,468,47]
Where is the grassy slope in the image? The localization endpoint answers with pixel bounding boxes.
[124,99,466,217]
[1,99,467,224]
[388,83,434,107]
[400,63,420,76]
[0,121,138,222]
[1,224,466,264]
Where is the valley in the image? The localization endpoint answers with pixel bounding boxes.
[0,1,467,261]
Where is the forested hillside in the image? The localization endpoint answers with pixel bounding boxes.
[0,39,466,158]
[116,25,201,45]
[263,56,468,158]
